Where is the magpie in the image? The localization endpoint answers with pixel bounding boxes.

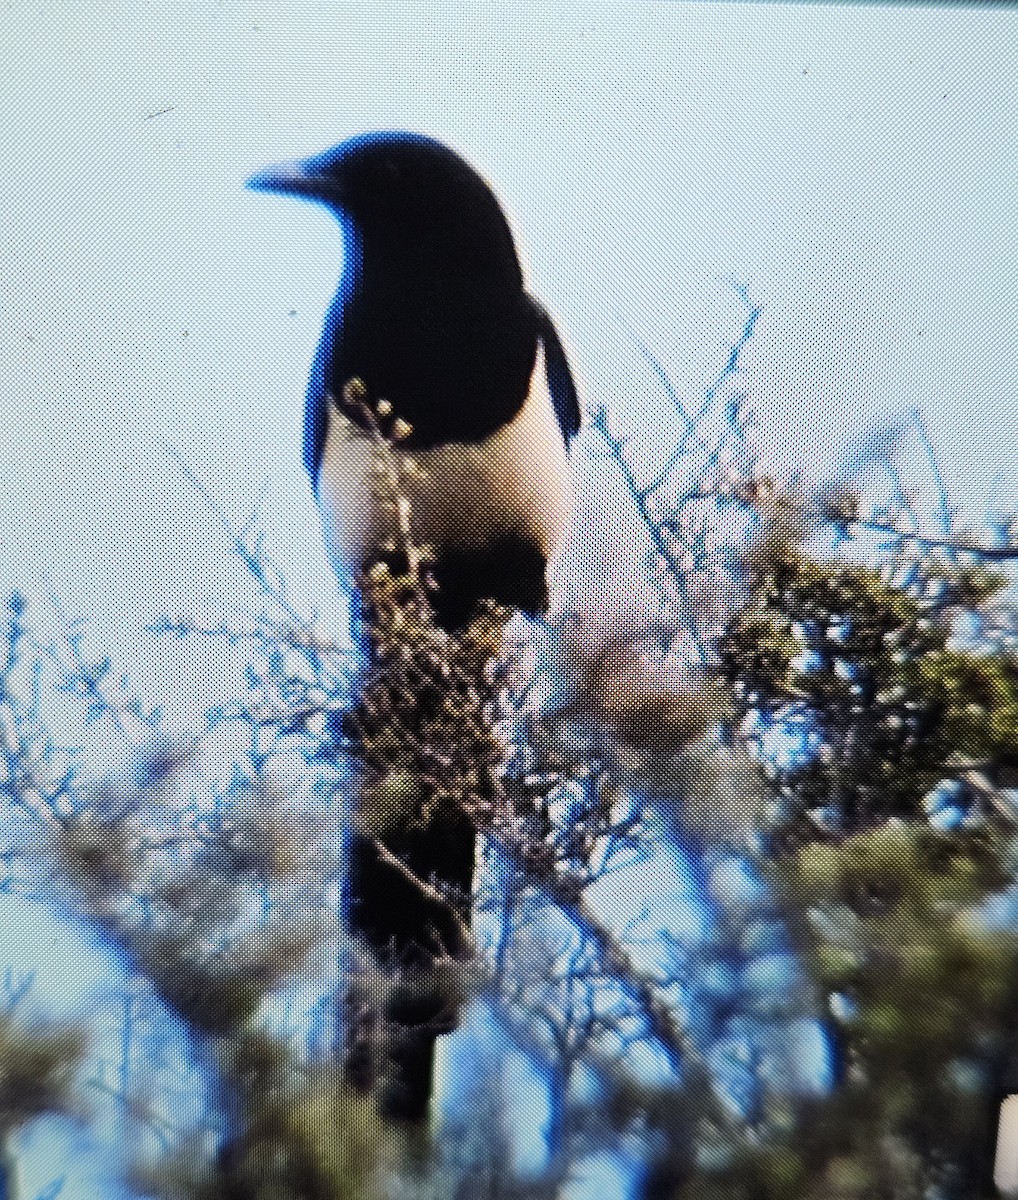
[248,130,581,631]
[248,132,581,1123]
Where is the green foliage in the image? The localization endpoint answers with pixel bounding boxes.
[653,824,1018,1200]
[0,1004,88,1133]
[0,997,89,1200]
[670,537,1018,1196]
[769,823,1018,1198]
[916,650,1018,764]
[135,1033,387,1200]
[719,550,1018,839]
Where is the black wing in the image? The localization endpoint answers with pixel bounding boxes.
[526,295,581,445]
[303,292,342,486]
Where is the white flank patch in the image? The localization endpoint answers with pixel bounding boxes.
[316,344,575,589]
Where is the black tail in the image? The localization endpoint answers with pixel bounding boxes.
[344,812,476,1122]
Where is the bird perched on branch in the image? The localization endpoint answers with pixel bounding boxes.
[248,132,580,1122]
[248,130,581,631]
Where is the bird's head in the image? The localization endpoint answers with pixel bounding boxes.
[247,132,523,286]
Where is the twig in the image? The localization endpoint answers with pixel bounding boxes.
[368,836,475,956]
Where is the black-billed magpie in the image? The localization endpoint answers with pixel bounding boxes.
[248,132,580,1123]
[248,131,581,631]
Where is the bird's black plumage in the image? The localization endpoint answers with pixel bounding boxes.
[249,131,580,629]
[248,133,580,471]
[249,131,579,1123]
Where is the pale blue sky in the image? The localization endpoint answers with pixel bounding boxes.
[0,4,1016,1194]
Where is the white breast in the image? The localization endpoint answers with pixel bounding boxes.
[315,345,575,592]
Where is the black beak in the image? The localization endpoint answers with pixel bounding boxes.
[246,159,333,198]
